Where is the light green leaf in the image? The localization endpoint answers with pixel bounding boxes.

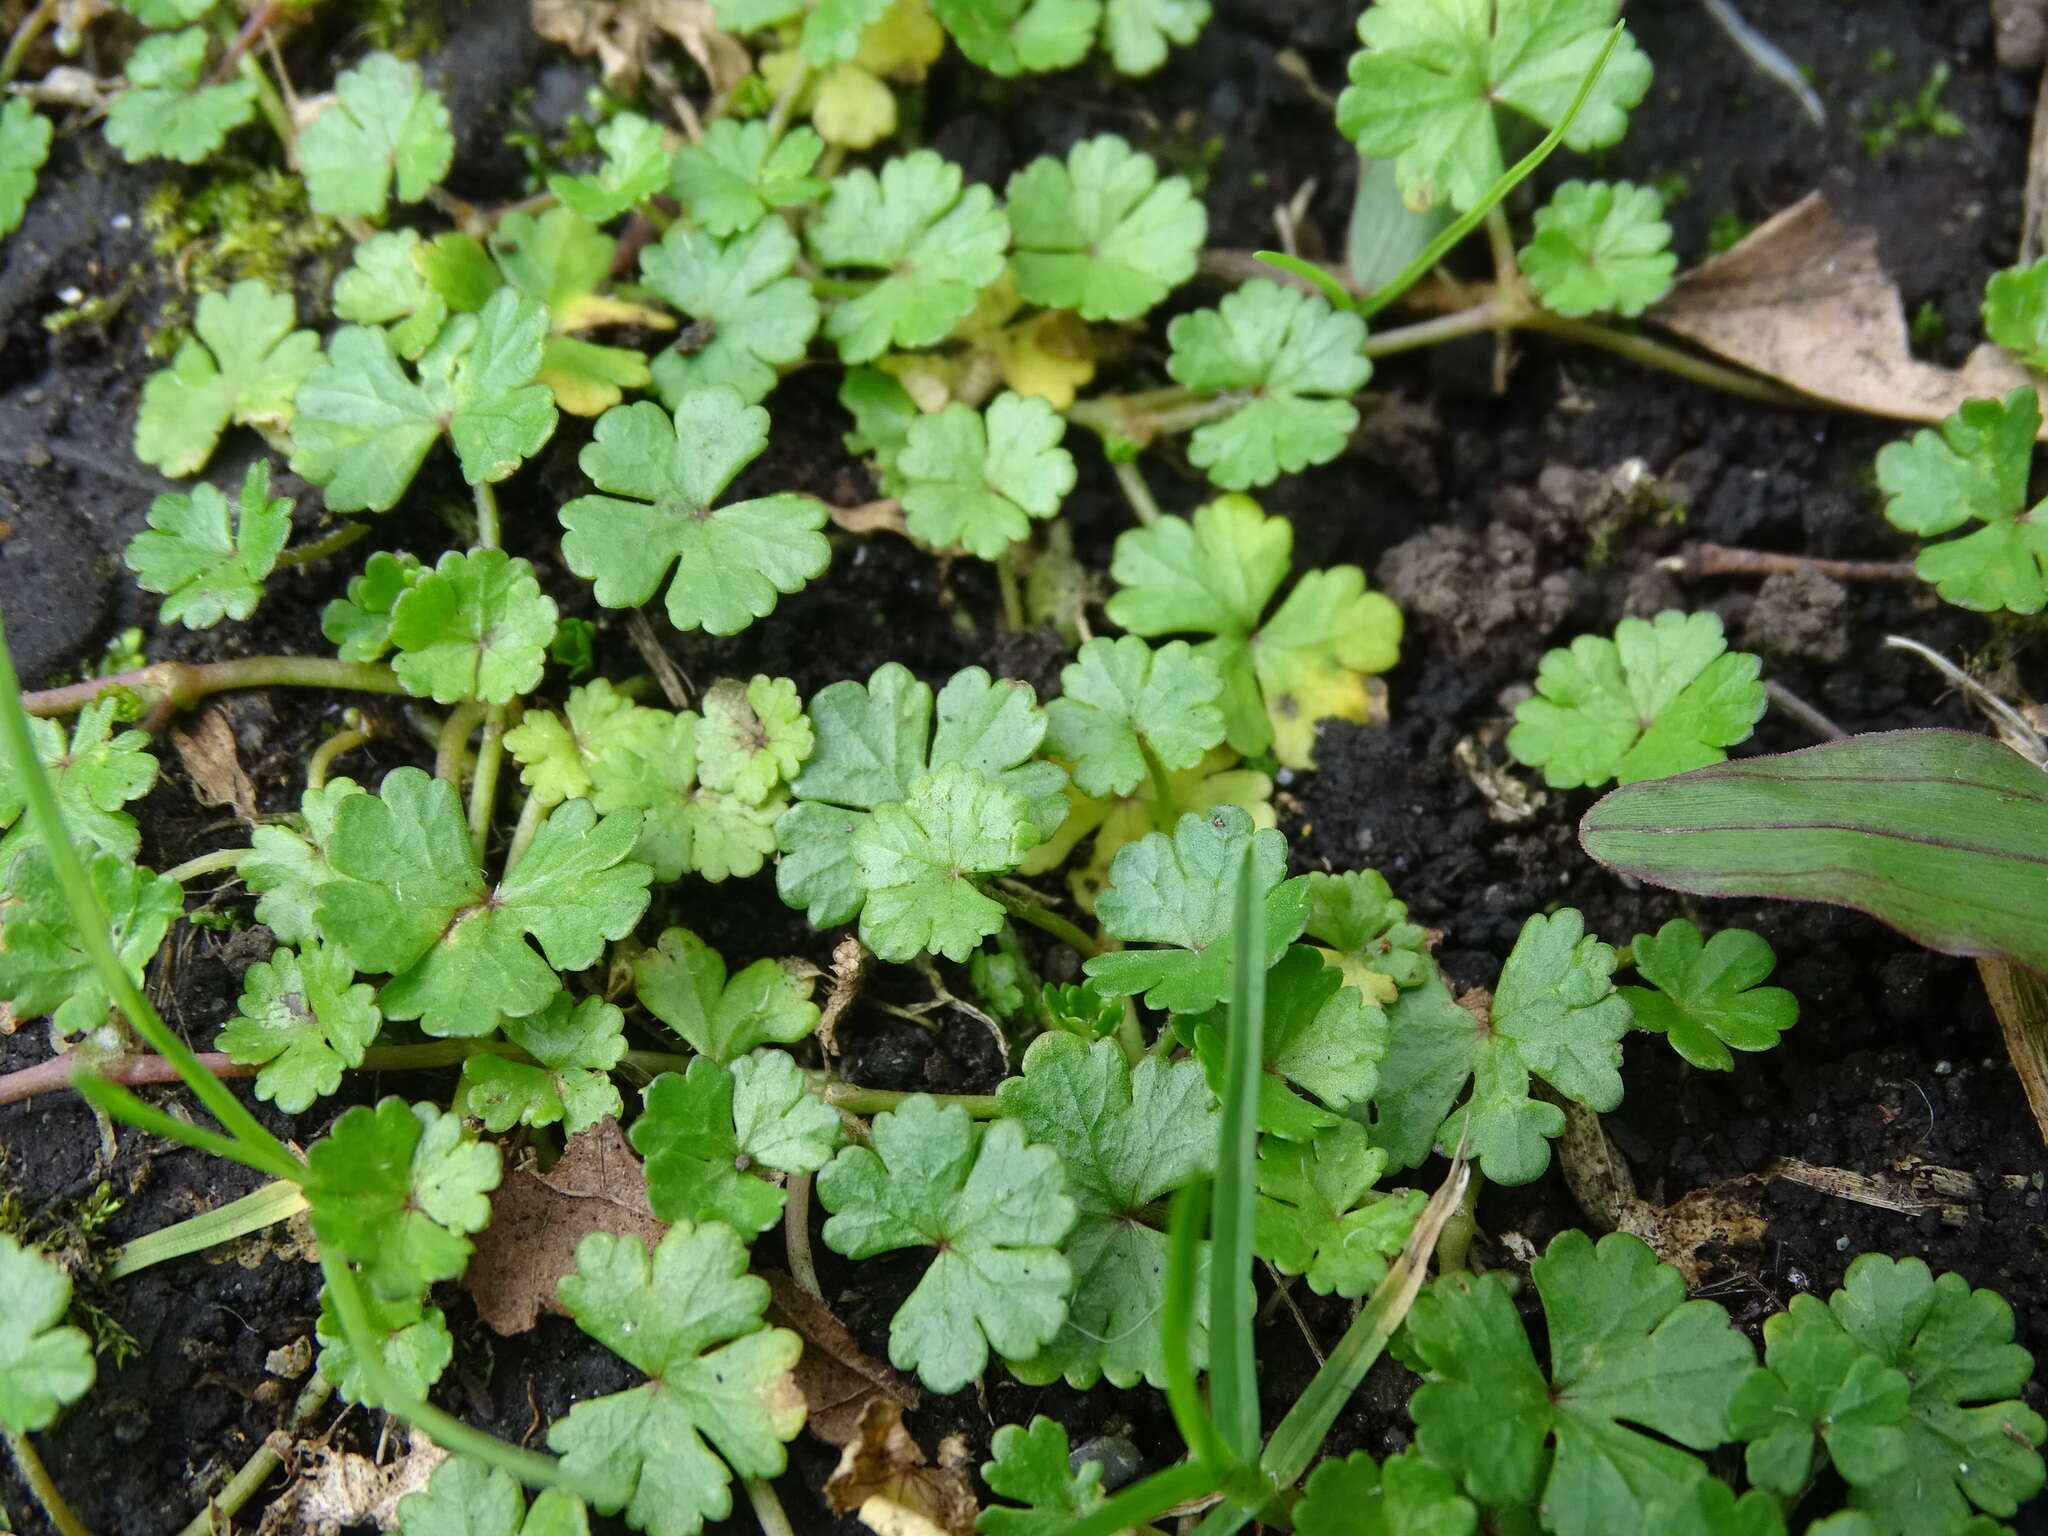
[631,1051,841,1233]
[1005,134,1203,319]
[316,1284,452,1409]
[1730,1294,1911,1499]
[0,699,158,862]
[898,392,1076,558]
[931,0,1098,75]
[978,1418,1109,1535]
[1084,805,1310,1014]
[1254,1120,1420,1297]
[216,942,381,1113]
[305,1097,500,1301]
[808,151,1010,362]
[299,52,455,219]
[0,847,180,1042]
[135,279,320,476]
[696,676,813,802]
[0,98,52,237]
[1250,564,1402,767]
[126,461,293,629]
[1520,179,1675,319]
[550,111,671,223]
[291,289,557,512]
[387,548,558,704]
[1876,388,2048,614]
[1165,280,1370,490]
[241,777,365,947]
[333,229,448,359]
[640,220,820,407]
[1100,0,1208,73]
[1302,868,1432,1003]
[817,1095,1075,1393]
[1045,635,1225,798]
[1294,1449,1476,1536]
[1619,919,1797,1072]
[995,1032,1216,1388]
[550,1226,806,1536]
[1371,908,1630,1184]
[1336,0,1652,213]
[1984,257,2048,370]
[103,28,257,165]
[634,927,819,1062]
[558,392,829,634]
[1405,1229,1756,1536]
[322,552,425,662]
[455,993,626,1135]
[1507,609,1766,788]
[397,1457,592,1536]
[853,762,1036,962]
[0,1235,95,1436]
[671,119,827,236]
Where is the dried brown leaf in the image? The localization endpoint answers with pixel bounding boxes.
[531,0,748,93]
[256,1430,446,1536]
[1556,1100,1764,1284]
[766,1269,919,1447]
[824,1401,979,1535]
[1649,194,2038,431]
[461,1118,665,1335]
[171,707,258,826]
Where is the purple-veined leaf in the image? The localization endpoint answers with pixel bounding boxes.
[1580,728,2048,975]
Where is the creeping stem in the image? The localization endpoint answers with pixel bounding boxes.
[2,1426,96,1536]
[21,657,406,728]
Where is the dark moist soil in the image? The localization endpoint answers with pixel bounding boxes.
[5,0,2048,1531]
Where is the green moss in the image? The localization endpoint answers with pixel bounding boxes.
[143,160,342,295]
[1860,62,1966,158]
[1705,209,1751,255]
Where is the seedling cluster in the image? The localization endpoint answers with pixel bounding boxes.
[0,0,2043,1534]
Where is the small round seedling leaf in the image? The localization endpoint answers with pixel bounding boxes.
[641,220,820,407]
[550,110,671,223]
[216,942,382,1113]
[135,280,321,477]
[126,461,293,629]
[1045,635,1226,798]
[104,27,258,165]
[387,548,559,704]
[979,1418,1109,1534]
[696,675,814,802]
[1519,179,1676,319]
[898,392,1076,559]
[1005,134,1204,320]
[672,119,828,236]
[1877,388,2048,614]
[299,52,455,219]
[1619,919,1797,1072]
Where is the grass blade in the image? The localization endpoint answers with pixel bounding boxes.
[1208,847,1267,1466]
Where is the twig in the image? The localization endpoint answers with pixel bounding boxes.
[0,0,56,90]
[783,1173,823,1302]
[173,1372,334,1536]
[22,658,406,729]
[1659,541,1918,583]
[1765,679,1847,742]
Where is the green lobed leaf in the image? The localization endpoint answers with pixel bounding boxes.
[1004,134,1204,320]
[977,1418,1109,1534]
[1875,388,2048,614]
[1520,179,1676,318]
[299,52,455,219]
[305,1097,500,1301]
[1187,944,1389,1139]
[640,220,820,407]
[1302,868,1433,1004]
[634,927,819,1062]
[1254,1120,1422,1298]
[291,288,557,512]
[125,461,293,629]
[1101,0,1206,71]
[0,98,53,237]
[1084,805,1310,1014]
[103,27,257,165]
[1580,729,2048,979]
[1406,1229,1756,1536]
[1618,918,1797,1072]
[1371,908,1630,1183]
[898,392,1076,559]
[241,777,364,946]
[0,846,180,1041]
[333,229,449,359]
[135,279,320,477]
[930,0,1098,75]
[1251,564,1402,767]
[397,1456,591,1536]
[1294,1448,1476,1536]
[808,151,1011,362]
[840,365,919,493]
[817,1095,1076,1393]
[558,391,829,634]
[550,1225,806,1536]
[853,762,1036,961]
[995,1033,1217,1388]
[1165,279,1371,490]
[631,1051,841,1234]
[1984,257,2048,370]
[216,942,382,1113]
[1829,1254,2046,1533]
[322,551,425,661]
[1044,635,1226,798]
[550,111,671,223]
[672,120,828,236]
[1336,0,1651,213]
[0,1234,95,1436]
[387,548,559,704]
[316,1284,452,1409]
[1507,609,1766,788]
[1730,1294,1912,1500]
[696,675,813,803]
[455,992,626,1135]
[0,699,158,862]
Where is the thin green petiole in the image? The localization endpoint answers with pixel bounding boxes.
[468,703,508,862]
[162,847,250,885]
[473,480,502,551]
[3,1425,96,1536]
[989,884,1103,958]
